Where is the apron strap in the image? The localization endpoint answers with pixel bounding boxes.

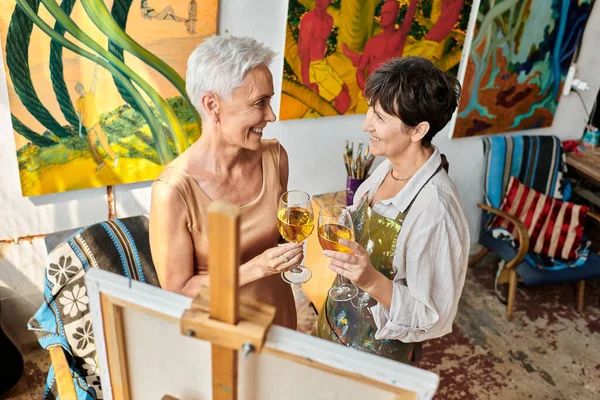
[395,162,444,222]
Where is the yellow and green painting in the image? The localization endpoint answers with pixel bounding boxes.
[280,0,472,120]
[1,0,217,196]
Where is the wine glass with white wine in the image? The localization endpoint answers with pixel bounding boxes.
[318,205,358,301]
[277,190,314,285]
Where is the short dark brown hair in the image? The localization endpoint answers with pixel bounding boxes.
[365,57,461,146]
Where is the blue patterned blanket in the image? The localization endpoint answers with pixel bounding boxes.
[483,135,571,208]
[28,216,159,399]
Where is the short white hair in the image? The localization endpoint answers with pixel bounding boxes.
[186,35,276,118]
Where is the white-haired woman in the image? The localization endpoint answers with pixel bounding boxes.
[149,36,302,329]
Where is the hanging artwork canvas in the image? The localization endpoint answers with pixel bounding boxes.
[280,0,473,121]
[0,0,217,196]
[452,0,593,139]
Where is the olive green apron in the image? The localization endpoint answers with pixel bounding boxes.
[313,164,442,363]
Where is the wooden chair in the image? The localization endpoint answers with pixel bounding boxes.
[471,135,600,319]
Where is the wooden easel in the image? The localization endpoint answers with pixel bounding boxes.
[178,202,276,400]
[88,201,436,400]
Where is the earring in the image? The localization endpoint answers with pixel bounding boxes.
[213,112,219,124]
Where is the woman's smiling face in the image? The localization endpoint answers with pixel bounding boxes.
[217,64,276,150]
[362,101,413,158]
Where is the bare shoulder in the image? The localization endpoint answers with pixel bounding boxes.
[152,179,177,202]
[151,179,188,215]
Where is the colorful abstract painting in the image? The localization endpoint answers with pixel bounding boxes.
[1,0,217,196]
[280,0,473,120]
[452,0,593,138]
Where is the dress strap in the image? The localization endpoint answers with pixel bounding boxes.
[261,139,281,190]
[154,166,207,232]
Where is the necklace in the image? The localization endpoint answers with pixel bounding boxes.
[389,168,413,181]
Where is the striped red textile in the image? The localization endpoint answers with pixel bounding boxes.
[488,177,588,260]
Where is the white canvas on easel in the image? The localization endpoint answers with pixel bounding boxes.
[86,269,439,400]
[85,202,438,400]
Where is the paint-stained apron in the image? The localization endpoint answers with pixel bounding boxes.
[313,192,417,363]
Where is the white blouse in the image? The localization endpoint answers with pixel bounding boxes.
[352,146,470,343]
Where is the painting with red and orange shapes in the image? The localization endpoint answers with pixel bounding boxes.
[452,0,593,139]
[281,0,473,121]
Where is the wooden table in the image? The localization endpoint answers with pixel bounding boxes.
[302,191,346,312]
[566,148,600,184]
[566,148,600,224]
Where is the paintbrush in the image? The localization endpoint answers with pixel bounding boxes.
[343,152,351,176]
[343,140,378,179]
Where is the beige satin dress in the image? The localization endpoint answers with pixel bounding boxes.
[155,139,297,329]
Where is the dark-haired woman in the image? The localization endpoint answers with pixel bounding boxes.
[314,57,470,363]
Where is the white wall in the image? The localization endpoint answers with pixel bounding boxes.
[1,0,599,344]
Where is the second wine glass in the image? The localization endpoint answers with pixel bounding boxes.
[318,205,359,301]
[277,190,314,285]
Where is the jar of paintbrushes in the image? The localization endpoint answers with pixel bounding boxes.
[344,140,375,206]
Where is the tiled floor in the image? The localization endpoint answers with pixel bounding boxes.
[2,345,49,399]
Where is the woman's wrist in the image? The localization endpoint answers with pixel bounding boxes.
[360,271,393,310]
[359,270,381,293]
[240,256,266,286]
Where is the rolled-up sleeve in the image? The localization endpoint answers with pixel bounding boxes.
[370,216,468,342]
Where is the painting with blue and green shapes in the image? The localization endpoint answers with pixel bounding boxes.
[452,0,594,138]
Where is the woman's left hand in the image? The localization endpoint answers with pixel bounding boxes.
[323,239,378,290]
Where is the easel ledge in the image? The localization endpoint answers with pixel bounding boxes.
[181,288,276,354]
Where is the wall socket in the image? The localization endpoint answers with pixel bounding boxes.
[572,78,590,92]
[563,64,590,96]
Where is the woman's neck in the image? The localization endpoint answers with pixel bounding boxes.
[184,128,249,175]
[388,144,433,180]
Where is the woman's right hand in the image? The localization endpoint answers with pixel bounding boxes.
[256,242,304,277]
